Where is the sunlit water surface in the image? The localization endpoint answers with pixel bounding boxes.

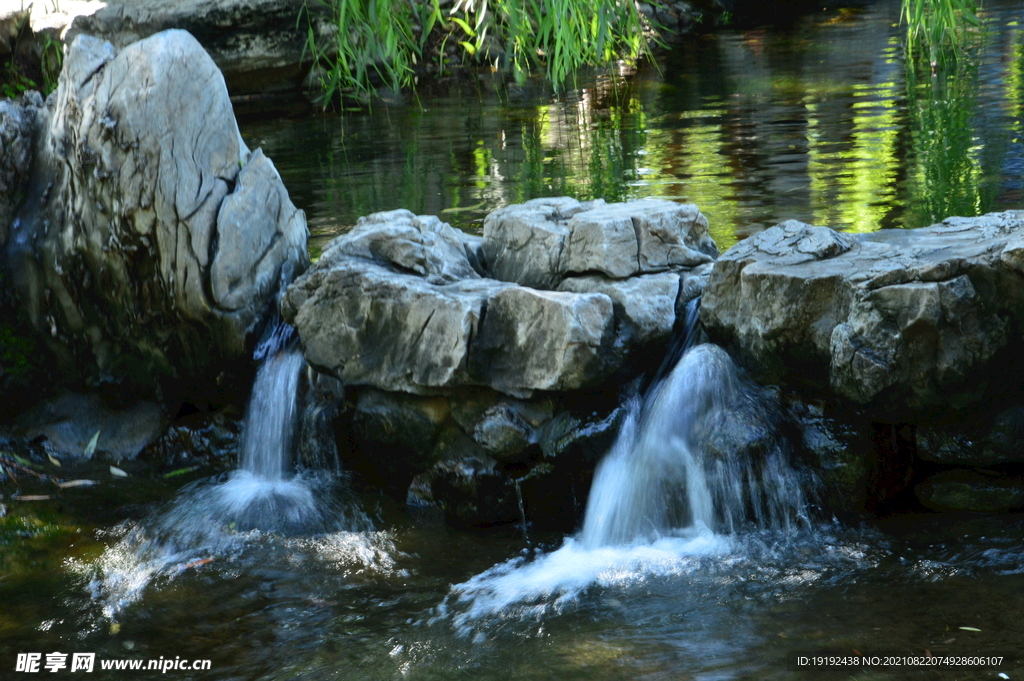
[242,0,1024,257]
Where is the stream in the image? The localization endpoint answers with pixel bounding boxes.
[4,0,1024,679]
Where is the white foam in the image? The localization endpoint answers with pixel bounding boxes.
[449,526,731,625]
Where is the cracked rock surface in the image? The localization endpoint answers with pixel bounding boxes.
[6,30,308,395]
[701,214,1024,414]
[283,198,716,398]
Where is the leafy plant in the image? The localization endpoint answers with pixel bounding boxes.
[1,60,36,100]
[302,0,437,103]
[301,0,659,104]
[39,33,63,95]
[901,0,982,64]
[451,0,655,87]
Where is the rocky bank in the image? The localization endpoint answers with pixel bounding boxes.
[281,197,719,526]
[0,29,308,456]
[703,213,1024,514]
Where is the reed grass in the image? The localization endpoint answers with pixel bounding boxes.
[302,0,656,104]
[901,0,981,63]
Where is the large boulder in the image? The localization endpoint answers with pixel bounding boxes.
[284,198,719,523]
[701,214,1024,415]
[282,210,511,394]
[6,30,308,397]
[285,199,717,397]
[469,287,614,396]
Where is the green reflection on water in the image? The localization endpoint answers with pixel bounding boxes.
[245,2,1024,258]
[902,58,988,226]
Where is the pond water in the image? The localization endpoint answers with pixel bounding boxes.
[5,1,1024,679]
[242,0,1024,256]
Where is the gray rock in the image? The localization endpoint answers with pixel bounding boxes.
[0,92,44,245]
[8,31,307,394]
[558,271,680,349]
[212,149,307,312]
[285,209,629,397]
[471,286,615,396]
[678,262,714,312]
[625,199,717,271]
[702,214,1024,412]
[916,469,1024,513]
[19,392,166,461]
[561,202,640,278]
[538,407,624,462]
[468,398,552,463]
[283,256,508,393]
[482,197,585,290]
[339,209,479,285]
[483,197,716,289]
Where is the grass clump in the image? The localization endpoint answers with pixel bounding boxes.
[302,0,658,104]
[901,0,982,64]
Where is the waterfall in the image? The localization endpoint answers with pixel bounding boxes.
[238,346,305,481]
[87,321,376,619]
[580,342,806,548]
[446,306,812,623]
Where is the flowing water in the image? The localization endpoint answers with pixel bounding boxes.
[7,1,1024,679]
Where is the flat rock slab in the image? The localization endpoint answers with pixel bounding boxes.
[483,197,717,289]
[702,213,1024,414]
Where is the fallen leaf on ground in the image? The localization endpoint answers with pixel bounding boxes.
[162,466,200,479]
[55,479,98,489]
[83,430,101,459]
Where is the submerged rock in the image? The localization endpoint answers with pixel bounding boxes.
[916,405,1024,467]
[7,30,308,398]
[916,469,1024,513]
[702,214,1024,415]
